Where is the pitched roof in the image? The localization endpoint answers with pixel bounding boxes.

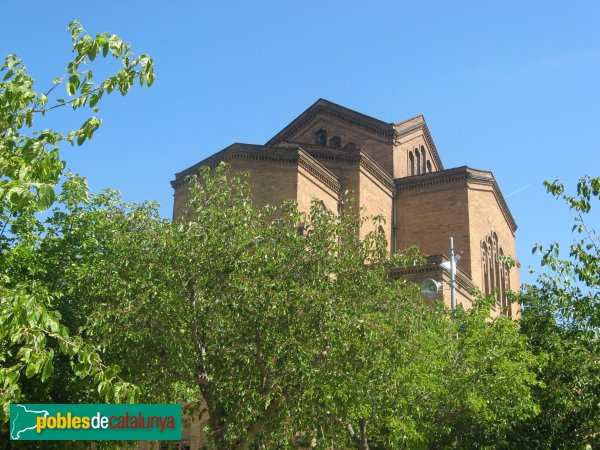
[393,114,444,171]
[266,98,395,145]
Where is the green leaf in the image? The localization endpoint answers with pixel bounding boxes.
[67,74,80,96]
[41,355,54,382]
[36,184,56,210]
[25,363,37,379]
[6,370,19,388]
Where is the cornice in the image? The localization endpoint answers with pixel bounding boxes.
[358,152,395,192]
[297,150,342,194]
[171,144,341,194]
[395,166,470,191]
[466,169,517,234]
[395,167,518,233]
[389,254,475,292]
[295,144,395,193]
[394,121,444,171]
[266,99,395,145]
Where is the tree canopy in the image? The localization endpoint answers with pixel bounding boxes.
[513,176,599,449]
[0,20,154,421]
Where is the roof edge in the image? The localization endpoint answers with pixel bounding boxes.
[395,166,517,233]
[266,98,395,145]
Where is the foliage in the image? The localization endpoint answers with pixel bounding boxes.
[0,20,154,421]
[513,176,600,449]
[41,164,429,449]
[422,297,541,449]
[21,164,540,449]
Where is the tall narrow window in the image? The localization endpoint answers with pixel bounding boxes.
[493,234,501,305]
[499,249,506,309]
[415,149,421,175]
[314,129,327,145]
[504,264,511,315]
[409,151,414,175]
[426,161,432,173]
[421,146,426,173]
[330,136,342,148]
[482,242,490,296]
[487,236,495,298]
[482,232,512,316]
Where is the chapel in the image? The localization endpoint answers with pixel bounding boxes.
[171,99,519,318]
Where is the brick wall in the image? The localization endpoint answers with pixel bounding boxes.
[396,178,471,275]
[289,114,394,175]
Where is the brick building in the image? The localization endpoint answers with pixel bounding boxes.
[172,99,519,318]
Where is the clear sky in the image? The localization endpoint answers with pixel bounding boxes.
[1,1,598,283]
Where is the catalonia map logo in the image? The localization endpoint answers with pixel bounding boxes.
[10,404,181,440]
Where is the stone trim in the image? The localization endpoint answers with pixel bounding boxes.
[395,166,469,191]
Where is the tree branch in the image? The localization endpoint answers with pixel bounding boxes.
[578,211,599,254]
[32,86,102,114]
[234,398,280,450]
[346,419,369,450]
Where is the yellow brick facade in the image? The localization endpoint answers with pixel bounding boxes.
[172,99,519,315]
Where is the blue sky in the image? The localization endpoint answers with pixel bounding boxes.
[1,1,598,283]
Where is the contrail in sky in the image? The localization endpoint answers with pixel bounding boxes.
[507,184,532,198]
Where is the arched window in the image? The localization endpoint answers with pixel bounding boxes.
[426,161,432,173]
[315,200,327,211]
[504,263,511,315]
[421,146,426,173]
[314,129,327,145]
[482,242,490,296]
[482,232,512,315]
[498,249,505,307]
[330,136,342,148]
[415,149,421,175]
[492,233,501,305]
[409,151,415,176]
[487,236,495,298]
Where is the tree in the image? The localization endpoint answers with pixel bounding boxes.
[39,164,433,449]
[28,164,541,449]
[0,20,154,421]
[512,176,599,449]
[421,297,541,449]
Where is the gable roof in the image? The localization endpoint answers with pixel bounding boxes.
[266,99,444,171]
[266,98,395,145]
[394,114,444,171]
